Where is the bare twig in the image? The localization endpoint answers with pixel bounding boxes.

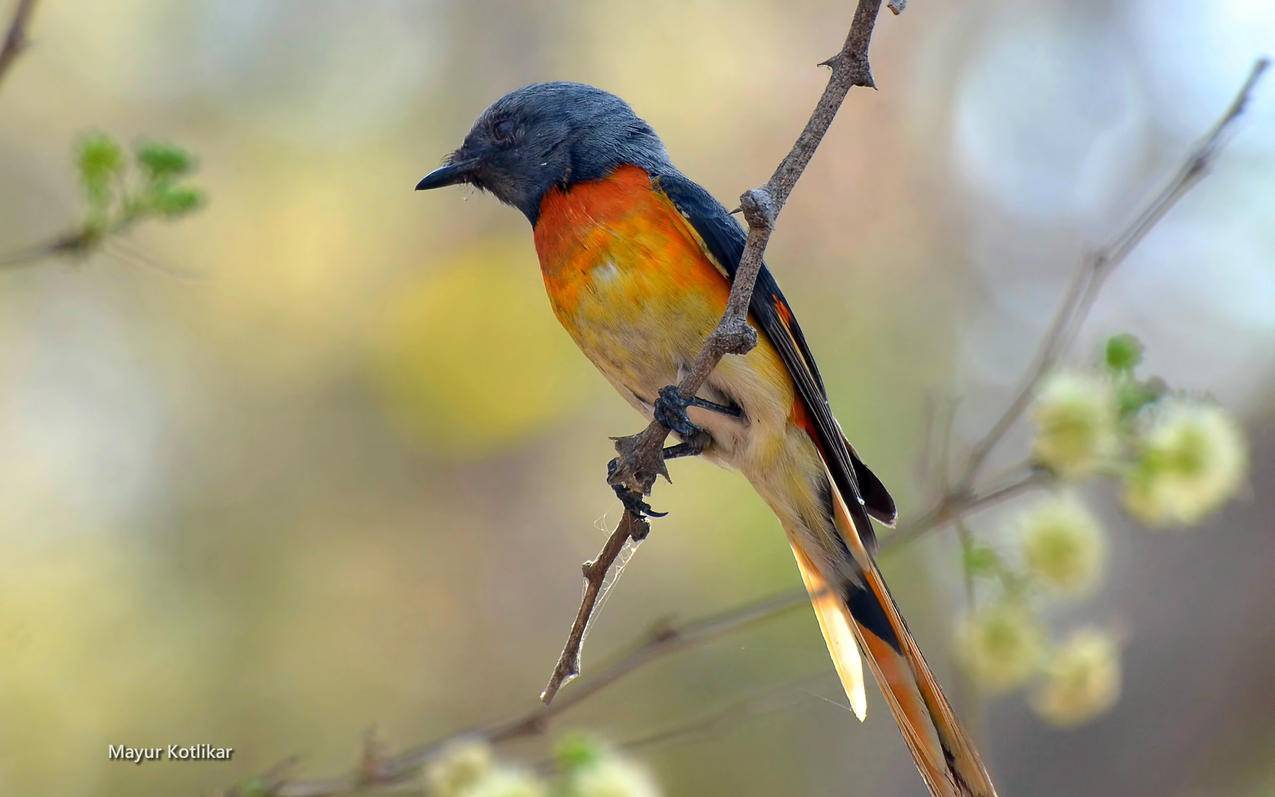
[560,670,838,768]
[957,57,1270,490]
[223,43,1269,797]
[0,229,99,269]
[0,0,38,91]
[544,0,890,711]
[539,512,646,704]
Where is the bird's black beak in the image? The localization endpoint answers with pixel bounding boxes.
[415,158,478,191]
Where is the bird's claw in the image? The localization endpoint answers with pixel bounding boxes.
[653,385,741,441]
[612,483,667,521]
[653,386,700,439]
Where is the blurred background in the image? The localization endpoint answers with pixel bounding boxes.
[1,0,1272,795]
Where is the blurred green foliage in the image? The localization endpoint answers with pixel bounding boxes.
[75,132,203,240]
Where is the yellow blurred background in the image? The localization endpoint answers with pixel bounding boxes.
[1,1,1272,795]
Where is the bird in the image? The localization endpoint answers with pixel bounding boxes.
[416,82,997,797]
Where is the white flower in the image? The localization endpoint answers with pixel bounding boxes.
[570,757,660,797]
[425,739,493,797]
[956,602,1045,693]
[1122,400,1247,527]
[464,767,547,797]
[1031,371,1120,477]
[1031,629,1120,727]
[1018,495,1107,597]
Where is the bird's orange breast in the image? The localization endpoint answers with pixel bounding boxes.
[530,164,736,393]
[533,164,731,324]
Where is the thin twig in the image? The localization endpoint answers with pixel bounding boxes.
[0,229,97,269]
[539,670,838,773]
[884,468,1049,552]
[0,0,37,91]
[545,0,890,711]
[958,56,1270,490]
[539,512,646,704]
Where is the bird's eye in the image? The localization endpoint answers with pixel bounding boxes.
[491,116,517,145]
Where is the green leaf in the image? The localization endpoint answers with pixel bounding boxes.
[77,132,124,217]
[136,141,195,180]
[963,543,1003,578]
[78,133,124,184]
[149,186,204,217]
[554,732,602,774]
[1116,377,1165,419]
[1104,333,1143,373]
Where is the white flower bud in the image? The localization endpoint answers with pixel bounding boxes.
[1031,371,1120,478]
[956,602,1045,692]
[465,767,547,797]
[425,739,494,797]
[1122,400,1247,527]
[1031,629,1120,727]
[1018,495,1107,597]
[570,756,660,797]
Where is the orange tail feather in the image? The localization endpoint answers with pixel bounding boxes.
[790,464,998,797]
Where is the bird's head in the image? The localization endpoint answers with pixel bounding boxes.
[416,82,670,222]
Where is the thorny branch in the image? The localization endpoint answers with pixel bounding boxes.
[542,0,892,710]
[0,0,38,91]
[224,46,1269,797]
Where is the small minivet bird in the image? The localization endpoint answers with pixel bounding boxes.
[417,82,996,797]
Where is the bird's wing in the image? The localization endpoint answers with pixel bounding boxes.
[653,171,896,540]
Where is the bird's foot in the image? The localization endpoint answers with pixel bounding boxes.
[662,436,709,461]
[611,482,667,523]
[652,385,740,439]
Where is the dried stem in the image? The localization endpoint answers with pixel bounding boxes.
[0,0,38,91]
[224,43,1269,797]
[546,0,889,712]
[538,511,646,704]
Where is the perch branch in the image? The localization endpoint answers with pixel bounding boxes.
[0,0,37,91]
[543,0,890,710]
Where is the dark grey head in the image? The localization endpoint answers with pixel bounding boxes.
[416,82,671,223]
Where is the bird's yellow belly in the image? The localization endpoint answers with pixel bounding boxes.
[547,249,801,474]
[549,257,718,406]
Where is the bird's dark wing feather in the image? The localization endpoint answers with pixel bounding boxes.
[653,171,896,539]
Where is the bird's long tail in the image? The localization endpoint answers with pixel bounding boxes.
[784,465,997,797]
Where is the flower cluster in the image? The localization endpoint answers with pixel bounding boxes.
[1122,400,1248,527]
[957,502,1119,726]
[1030,334,1247,527]
[424,736,660,797]
[1031,630,1121,728]
[1031,371,1119,478]
[955,334,1247,727]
